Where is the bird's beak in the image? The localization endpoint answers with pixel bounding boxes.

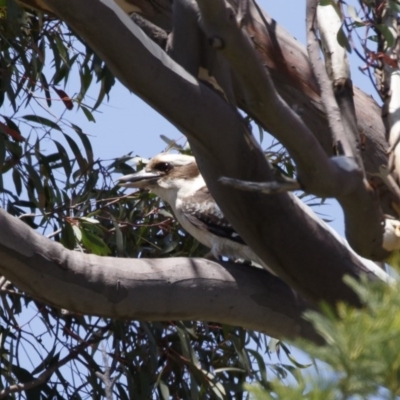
[116,169,161,189]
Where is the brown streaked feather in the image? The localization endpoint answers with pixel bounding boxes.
[169,162,200,180]
[146,155,200,180]
[181,187,246,245]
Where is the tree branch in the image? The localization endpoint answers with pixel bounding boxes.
[305,0,387,256]
[306,0,353,159]
[195,0,387,256]
[0,325,108,399]
[13,0,390,303]
[130,13,168,48]
[166,0,202,76]
[0,209,322,344]
[197,0,348,197]
[219,176,300,194]
[17,0,395,211]
[193,0,388,258]
[316,2,362,169]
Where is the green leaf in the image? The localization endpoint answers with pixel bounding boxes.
[63,133,88,172]
[81,105,96,122]
[214,367,246,374]
[78,217,99,224]
[61,222,75,249]
[93,80,106,111]
[257,123,264,144]
[48,33,61,71]
[177,324,200,368]
[268,338,279,353]
[12,168,22,196]
[347,5,362,24]
[248,349,269,387]
[377,24,397,48]
[77,65,93,103]
[116,383,130,400]
[389,0,400,13]
[336,25,351,52]
[2,116,21,135]
[6,0,23,24]
[159,380,170,400]
[5,139,22,160]
[285,353,312,369]
[160,134,182,150]
[22,115,62,131]
[25,163,44,207]
[14,199,36,209]
[53,33,67,64]
[52,63,69,86]
[198,368,226,399]
[72,225,82,241]
[71,124,94,165]
[0,135,5,169]
[81,229,111,256]
[53,140,72,178]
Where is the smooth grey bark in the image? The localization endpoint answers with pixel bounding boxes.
[108,0,389,189]
[303,0,385,258]
[27,0,387,307]
[0,209,322,344]
[310,0,362,168]
[196,0,386,259]
[18,0,390,196]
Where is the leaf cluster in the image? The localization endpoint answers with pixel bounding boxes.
[249,275,400,399]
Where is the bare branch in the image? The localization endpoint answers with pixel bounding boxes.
[195,0,387,257]
[197,0,348,197]
[0,326,107,399]
[378,3,400,183]
[0,209,322,344]
[130,13,168,48]
[306,0,351,157]
[304,0,386,256]
[316,2,363,171]
[166,0,202,75]
[219,176,300,194]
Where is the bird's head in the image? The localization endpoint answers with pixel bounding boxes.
[117,153,203,195]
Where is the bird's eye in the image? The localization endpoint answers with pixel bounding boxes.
[154,162,172,172]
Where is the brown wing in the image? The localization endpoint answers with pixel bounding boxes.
[180,187,246,245]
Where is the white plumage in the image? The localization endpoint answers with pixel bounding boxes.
[117,153,270,272]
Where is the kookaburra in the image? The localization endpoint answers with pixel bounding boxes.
[117,153,271,271]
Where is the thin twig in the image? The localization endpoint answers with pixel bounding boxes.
[46,228,62,238]
[96,343,117,400]
[0,327,107,398]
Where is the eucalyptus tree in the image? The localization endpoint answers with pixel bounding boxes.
[0,0,398,398]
